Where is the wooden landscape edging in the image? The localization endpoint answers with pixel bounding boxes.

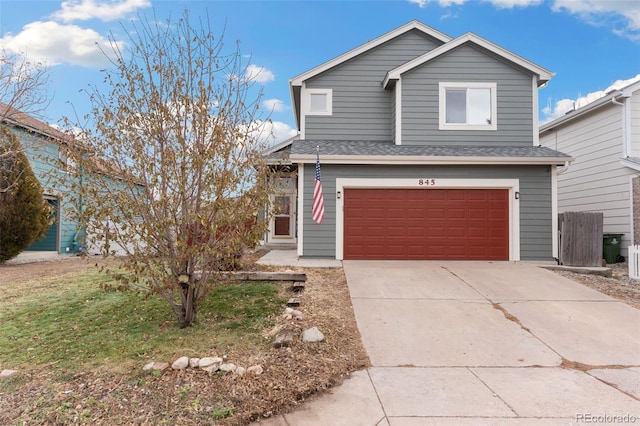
[222,271,306,282]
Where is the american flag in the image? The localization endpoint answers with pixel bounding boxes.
[312,149,325,224]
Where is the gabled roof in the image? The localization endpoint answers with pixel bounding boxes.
[383,32,554,89]
[289,20,452,87]
[263,134,299,165]
[289,21,452,130]
[262,134,299,156]
[540,79,640,132]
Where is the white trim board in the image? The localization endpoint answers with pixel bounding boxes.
[296,163,305,256]
[335,178,521,261]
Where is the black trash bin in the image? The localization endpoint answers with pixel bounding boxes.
[603,233,624,264]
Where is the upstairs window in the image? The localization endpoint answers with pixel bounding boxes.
[303,88,332,116]
[439,82,497,130]
[59,147,76,173]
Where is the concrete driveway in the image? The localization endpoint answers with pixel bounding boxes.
[258,261,640,425]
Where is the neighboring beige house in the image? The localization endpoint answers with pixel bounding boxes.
[539,80,640,258]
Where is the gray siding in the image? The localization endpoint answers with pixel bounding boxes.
[402,44,535,146]
[540,99,635,256]
[305,30,443,140]
[302,163,552,260]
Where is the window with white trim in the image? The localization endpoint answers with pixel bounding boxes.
[439,82,497,130]
[303,88,332,116]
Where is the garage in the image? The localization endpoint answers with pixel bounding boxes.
[343,188,509,260]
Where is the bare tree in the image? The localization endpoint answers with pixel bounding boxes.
[0,51,51,193]
[63,10,278,328]
[0,50,50,120]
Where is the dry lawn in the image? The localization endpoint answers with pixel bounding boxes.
[0,253,369,425]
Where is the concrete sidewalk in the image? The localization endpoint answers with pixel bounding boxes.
[256,249,342,268]
[6,251,75,265]
[256,261,640,425]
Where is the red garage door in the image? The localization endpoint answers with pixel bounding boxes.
[344,188,509,260]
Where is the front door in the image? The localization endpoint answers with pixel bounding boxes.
[273,195,294,239]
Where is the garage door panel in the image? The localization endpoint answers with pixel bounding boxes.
[426,208,446,218]
[344,188,509,260]
[407,208,426,219]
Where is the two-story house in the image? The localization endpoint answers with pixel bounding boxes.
[540,79,640,259]
[1,102,82,254]
[265,20,571,261]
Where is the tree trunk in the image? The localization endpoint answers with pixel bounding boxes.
[179,284,197,328]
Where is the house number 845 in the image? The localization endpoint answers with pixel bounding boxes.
[418,179,436,186]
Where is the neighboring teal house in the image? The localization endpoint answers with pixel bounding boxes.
[1,102,83,254]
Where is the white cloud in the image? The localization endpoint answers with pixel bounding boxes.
[553,0,640,28]
[53,0,151,23]
[408,0,640,40]
[542,74,640,123]
[0,21,120,68]
[262,98,285,113]
[244,64,275,84]
[247,119,297,146]
[552,0,640,41]
[408,0,465,7]
[0,0,151,68]
[489,0,543,9]
[268,120,298,143]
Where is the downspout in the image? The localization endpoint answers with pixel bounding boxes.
[556,160,570,175]
[551,162,570,263]
[611,96,624,106]
[611,95,634,247]
[611,96,629,157]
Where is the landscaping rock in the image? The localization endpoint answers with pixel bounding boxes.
[284,307,294,315]
[274,330,295,348]
[202,365,218,373]
[189,358,200,368]
[219,363,236,373]
[172,356,189,370]
[302,326,325,343]
[236,366,246,376]
[247,365,263,375]
[152,362,170,371]
[199,357,222,369]
[142,362,155,371]
[291,309,303,320]
[0,369,17,379]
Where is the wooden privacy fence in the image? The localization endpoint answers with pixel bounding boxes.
[628,245,640,279]
[559,211,603,267]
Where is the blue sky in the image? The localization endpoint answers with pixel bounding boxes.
[1,0,639,144]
